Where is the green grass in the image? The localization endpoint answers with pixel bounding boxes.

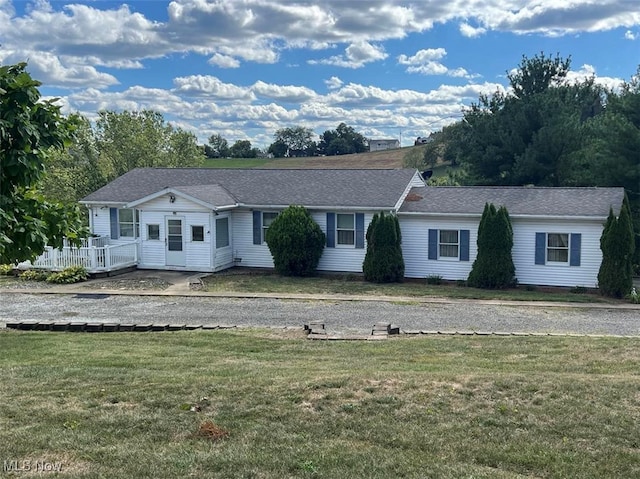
[202,158,273,168]
[1,330,639,478]
[203,272,617,303]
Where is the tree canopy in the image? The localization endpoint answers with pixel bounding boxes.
[318,123,368,156]
[0,62,88,263]
[269,126,316,157]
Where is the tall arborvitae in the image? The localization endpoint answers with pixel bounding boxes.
[468,203,516,289]
[363,211,404,283]
[598,194,635,297]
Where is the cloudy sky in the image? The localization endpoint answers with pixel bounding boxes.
[1,0,639,148]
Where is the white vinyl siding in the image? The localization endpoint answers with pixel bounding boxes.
[401,217,477,280]
[513,219,601,287]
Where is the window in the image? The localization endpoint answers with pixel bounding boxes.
[216,217,229,248]
[191,225,204,242]
[147,224,160,240]
[118,209,139,238]
[262,212,278,243]
[547,233,569,263]
[336,213,355,246]
[439,230,459,258]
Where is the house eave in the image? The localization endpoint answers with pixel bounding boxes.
[398,211,607,221]
[239,203,398,212]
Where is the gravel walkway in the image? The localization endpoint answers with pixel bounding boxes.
[1,293,639,336]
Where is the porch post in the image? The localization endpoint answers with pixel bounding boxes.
[105,245,112,271]
[90,247,97,271]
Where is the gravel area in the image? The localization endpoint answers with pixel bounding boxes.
[1,293,639,336]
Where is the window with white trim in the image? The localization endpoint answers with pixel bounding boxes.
[118,209,139,238]
[216,217,229,248]
[439,230,459,258]
[336,213,355,246]
[262,212,278,243]
[191,225,205,242]
[147,224,160,240]
[547,233,569,263]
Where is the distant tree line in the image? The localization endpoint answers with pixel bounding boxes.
[206,123,368,160]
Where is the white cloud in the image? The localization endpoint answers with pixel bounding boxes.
[251,81,318,103]
[172,75,256,101]
[459,22,487,38]
[566,64,624,90]
[208,53,240,68]
[309,41,387,68]
[398,48,477,78]
[324,76,344,90]
[625,30,638,40]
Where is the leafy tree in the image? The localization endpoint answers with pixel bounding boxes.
[402,146,427,169]
[206,133,230,158]
[467,203,516,289]
[229,139,258,158]
[265,205,326,276]
[598,194,635,297]
[96,110,203,181]
[271,126,316,157]
[0,62,88,264]
[40,115,105,204]
[267,139,288,158]
[363,212,404,283]
[458,53,606,186]
[318,123,368,156]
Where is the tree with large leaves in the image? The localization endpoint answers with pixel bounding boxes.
[0,63,88,264]
[96,110,203,182]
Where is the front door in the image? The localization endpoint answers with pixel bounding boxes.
[166,217,186,267]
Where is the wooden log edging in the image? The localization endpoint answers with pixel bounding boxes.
[3,322,639,339]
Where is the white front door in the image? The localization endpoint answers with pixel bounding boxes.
[166,216,186,267]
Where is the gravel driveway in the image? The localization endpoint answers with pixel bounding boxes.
[1,292,639,336]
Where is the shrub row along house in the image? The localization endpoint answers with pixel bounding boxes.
[76,168,624,288]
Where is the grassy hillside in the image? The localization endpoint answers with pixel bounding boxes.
[203,146,426,170]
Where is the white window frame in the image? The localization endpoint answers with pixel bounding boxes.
[336,213,355,247]
[262,212,278,243]
[216,217,230,249]
[547,233,569,264]
[191,225,205,242]
[118,209,139,238]
[439,229,459,260]
[147,224,160,241]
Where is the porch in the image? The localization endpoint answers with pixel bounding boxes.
[32,236,138,274]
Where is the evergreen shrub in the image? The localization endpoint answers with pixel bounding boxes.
[265,205,325,276]
[362,212,404,283]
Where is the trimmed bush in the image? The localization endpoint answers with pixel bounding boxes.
[265,205,325,277]
[0,264,14,275]
[46,265,88,284]
[20,269,50,281]
[363,211,404,283]
[598,194,635,298]
[467,203,516,289]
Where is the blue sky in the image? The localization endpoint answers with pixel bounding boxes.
[1,0,639,148]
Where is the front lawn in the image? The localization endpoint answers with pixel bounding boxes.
[203,272,616,303]
[1,330,638,478]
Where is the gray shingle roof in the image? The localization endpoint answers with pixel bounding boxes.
[81,168,420,209]
[399,186,625,218]
[172,185,237,208]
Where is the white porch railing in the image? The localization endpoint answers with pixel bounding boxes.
[32,237,138,273]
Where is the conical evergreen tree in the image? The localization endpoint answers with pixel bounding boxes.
[363,212,404,283]
[598,194,635,297]
[468,203,516,288]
